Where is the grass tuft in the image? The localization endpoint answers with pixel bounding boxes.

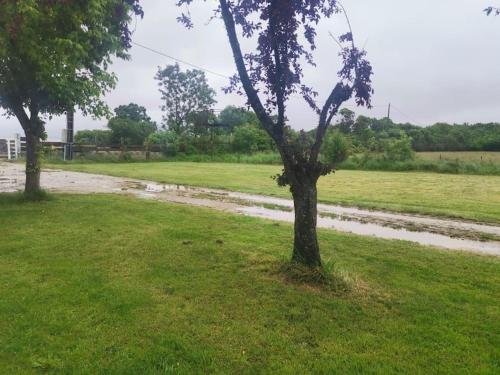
[20,189,52,202]
[0,190,53,204]
[276,258,354,295]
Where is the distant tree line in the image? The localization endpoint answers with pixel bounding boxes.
[75,64,499,158]
[76,103,500,155]
[328,108,500,154]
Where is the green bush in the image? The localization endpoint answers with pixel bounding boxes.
[384,136,415,161]
[232,123,273,154]
[322,131,350,164]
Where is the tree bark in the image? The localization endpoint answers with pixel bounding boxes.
[290,172,322,267]
[24,130,41,193]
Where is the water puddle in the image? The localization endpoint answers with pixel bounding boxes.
[237,206,500,256]
[2,162,500,256]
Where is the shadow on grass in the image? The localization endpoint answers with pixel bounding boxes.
[0,189,53,204]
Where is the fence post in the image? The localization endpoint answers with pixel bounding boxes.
[145,141,150,161]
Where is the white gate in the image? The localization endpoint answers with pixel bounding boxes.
[0,134,22,160]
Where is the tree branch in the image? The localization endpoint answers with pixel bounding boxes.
[269,0,286,133]
[310,83,352,162]
[219,0,278,141]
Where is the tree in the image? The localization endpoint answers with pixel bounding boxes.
[0,0,143,194]
[155,63,216,135]
[218,105,259,131]
[107,104,157,145]
[114,103,152,122]
[177,0,373,267]
[336,108,355,134]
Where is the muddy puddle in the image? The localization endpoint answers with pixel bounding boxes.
[2,162,500,256]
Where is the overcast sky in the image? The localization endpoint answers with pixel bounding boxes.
[1,0,500,139]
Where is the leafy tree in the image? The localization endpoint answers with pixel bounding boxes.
[352,115,371,135]
[188,110,217,137]
[233,123,272,153]
[336,108,355,134]
[0,0,143,193]
[155,63,216,135]
[177,0,373,267]
[218,105,259,131]
[114,103,152,122]
[107,104,157,145]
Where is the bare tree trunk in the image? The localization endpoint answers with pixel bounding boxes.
[290,173,322,267]
[24,131,41,193]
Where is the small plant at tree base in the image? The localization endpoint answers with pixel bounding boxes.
[176,0,373,268]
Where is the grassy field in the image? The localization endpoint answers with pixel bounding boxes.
[417,151,500,163]
[0,193,499,373]
[47,161,500,223]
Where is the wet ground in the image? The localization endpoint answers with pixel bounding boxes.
[2,162,500,256]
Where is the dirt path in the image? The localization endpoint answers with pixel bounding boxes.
[2,162,500,256]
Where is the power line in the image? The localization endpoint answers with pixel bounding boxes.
[391,104,421,125]
[132,41,231,79]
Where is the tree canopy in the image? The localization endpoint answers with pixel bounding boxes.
[0,0,143,192]
[107,103,157,145]
[155,63,216,135]
[0,0,143,123]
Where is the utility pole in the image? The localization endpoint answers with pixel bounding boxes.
[64,110,74,161]
[387,103,391,120]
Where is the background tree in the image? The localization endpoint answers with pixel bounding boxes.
[107,103,157,145]
[114,103,152,122]
[177,0,373,267]
[322,130,350,165]
[336,108,355,134]
[155,63,216,135]
[217,105,259,132]
[0,0,143,194]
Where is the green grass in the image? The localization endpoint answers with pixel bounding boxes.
[417,151,500,163]
[46,161,500,223]
[0,193,499,373]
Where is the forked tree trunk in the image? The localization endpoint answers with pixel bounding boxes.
[24,131,41,193]
[290,173,322,267]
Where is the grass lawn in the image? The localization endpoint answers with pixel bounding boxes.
[1,193,499,374]
[417,151,500,164]
[48,161,500,223]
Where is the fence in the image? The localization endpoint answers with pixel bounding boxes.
[0,134,24,160]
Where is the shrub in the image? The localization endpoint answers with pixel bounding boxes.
[322,130,350,164]
[232,123,272,153]
[384,136,415,161]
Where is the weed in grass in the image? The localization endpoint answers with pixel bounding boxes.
[275,258,354,295]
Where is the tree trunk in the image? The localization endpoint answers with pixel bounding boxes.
[24,131,41,193]
[290,174,322,267]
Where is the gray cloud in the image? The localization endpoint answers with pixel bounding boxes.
[2,0,499,139]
